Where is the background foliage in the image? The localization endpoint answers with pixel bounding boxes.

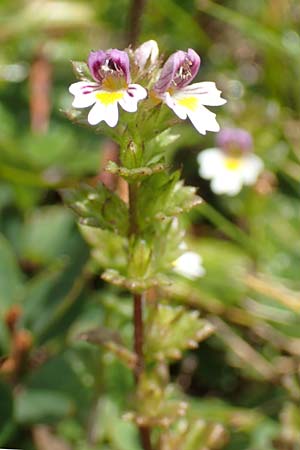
[1,0,300,449]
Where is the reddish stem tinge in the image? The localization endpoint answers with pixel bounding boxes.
[29,50,52,134]
[133,293,152,450]
[129,183,153,450]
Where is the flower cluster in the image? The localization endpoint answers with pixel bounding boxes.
[69,40,226,135]
[197,127,264,195]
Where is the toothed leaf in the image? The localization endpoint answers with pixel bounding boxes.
[63,183,129,236]
[144,304,214,362]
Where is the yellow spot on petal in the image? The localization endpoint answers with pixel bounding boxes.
[95,91,124,106]
[224,157,242,171]
[177,96,198,111]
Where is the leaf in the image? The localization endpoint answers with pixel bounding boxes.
[151,129,181,148]
[80,226,127,272]
[91,398,140,450]
[137,171,202,232]
[16,389,74,424]
[124,373,188,427]
[21,261,68,334]
[21,238,89,343]
[150,218,186,274]
[0,234,24,314]
[160,419,228,450]
[63,183,129,236]
[127,238,152,279]
[0,381,14,446]
[144,304,214,362]
[20,206,75,264]
[142,128,180,165]
[77,327,137,369]
[19,125,100,176]
[71,61,93,81]
[19,354,90,423]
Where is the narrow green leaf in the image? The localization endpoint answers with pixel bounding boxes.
[0,234,23,314]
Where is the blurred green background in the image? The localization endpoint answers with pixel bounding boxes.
[1,0,300,449]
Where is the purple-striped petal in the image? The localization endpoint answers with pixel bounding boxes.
[88,50,107,82]
[88,49,131,84]
[105,49,131,84]
[154,48,200,94]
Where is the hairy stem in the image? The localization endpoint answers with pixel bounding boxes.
[128,183,153,450]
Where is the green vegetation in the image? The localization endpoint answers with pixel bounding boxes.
[1,1,300,449]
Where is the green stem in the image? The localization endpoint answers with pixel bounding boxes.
[133,292,144,380]
[129,181,139,236]
[128,182,153,450]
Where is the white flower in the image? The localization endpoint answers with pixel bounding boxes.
[69,49,147,127]
[69,81,147,127]
[154,49,226,135]
[164,82,226,135]
[173,251,205,280]
[197,147,264,196]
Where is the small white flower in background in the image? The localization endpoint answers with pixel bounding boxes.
[69,49,147,127]
[134,40,159,71]
[197,128,264,196]
[173,251,205,280]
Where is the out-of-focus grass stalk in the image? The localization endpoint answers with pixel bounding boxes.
[283,161,300,182]
[245,273,300,313]
[153,0,210,46]
[210,316,276,380]
[199,203,259,257]
[37,262,92,342]
[0,162,77,188]
[197,0,300,61]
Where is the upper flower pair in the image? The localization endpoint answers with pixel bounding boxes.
[69,41,226,135]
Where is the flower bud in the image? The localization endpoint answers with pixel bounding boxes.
[134,40,159,71]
